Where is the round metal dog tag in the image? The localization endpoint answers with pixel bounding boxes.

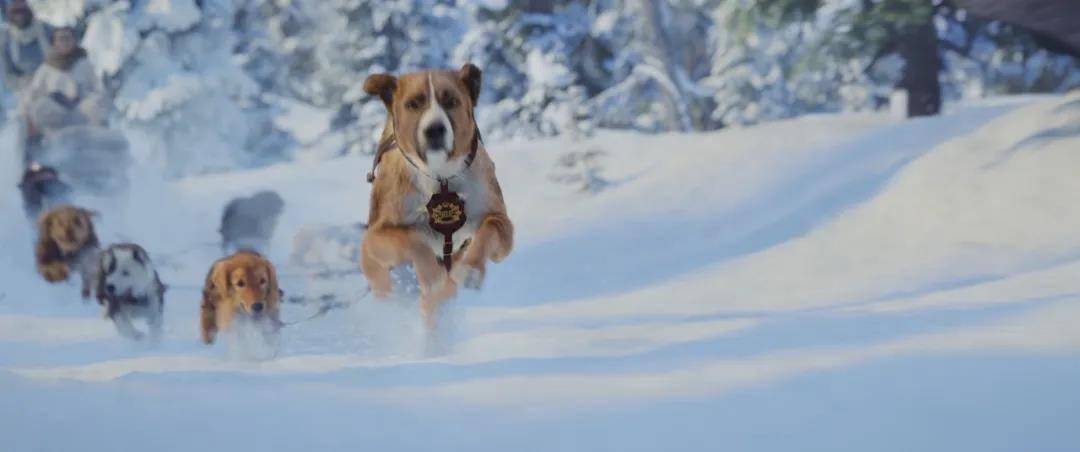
[427,182,466,235]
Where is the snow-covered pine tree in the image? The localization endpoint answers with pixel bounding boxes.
[453,0,593,140]
[27,0,1080,165]
[585,0,716,132]
[703,0,848,126]
[935,3,1080,100]
[37,0,287,177]
[236,0,462,156]
[713,0,1080,121]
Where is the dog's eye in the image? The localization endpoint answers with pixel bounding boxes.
[121,270,129,277]
[72,217,82,227]
[405,95,425,111]
[260,277,267,286]
[235,279,246,288]
[441,93,459,109]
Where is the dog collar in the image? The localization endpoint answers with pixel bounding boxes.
[367,115,481,272]
[366,120,481,184]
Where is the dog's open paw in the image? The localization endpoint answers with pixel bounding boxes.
[452,264,484,290]
[40,263,69,282]
[463,268,484,290]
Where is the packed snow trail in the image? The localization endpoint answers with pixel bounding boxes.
[3,94,1080,451]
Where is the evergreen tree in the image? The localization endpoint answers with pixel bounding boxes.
[455,0,594,139]
[22,0,1080,170]
[706,0,840,126]
[585,0,717,132]
[30,0,289,176]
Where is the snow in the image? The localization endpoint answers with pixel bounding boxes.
[3,93,1080,449]
[81,1,139,77]
[133,0,201,33]
[269,95,335,145]
[526,48,573,89]
[27,0,94,26]
[475,0,508,12]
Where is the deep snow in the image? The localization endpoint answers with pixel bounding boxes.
[2,93,1080,451]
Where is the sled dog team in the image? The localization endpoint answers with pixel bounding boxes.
[31,64,514,345]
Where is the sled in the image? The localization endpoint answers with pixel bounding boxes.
[19,121,131,219]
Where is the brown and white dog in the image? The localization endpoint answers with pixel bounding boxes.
[95,243,167,341]
[360,64,513,327]
[35,205,100,299]
[199,250,281,345]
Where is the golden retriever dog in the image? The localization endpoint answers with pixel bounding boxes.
[35,205,100,299]
[361,64,513,328]
[199,250,281,345]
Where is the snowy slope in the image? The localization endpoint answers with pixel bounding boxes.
[2,93,1080,451]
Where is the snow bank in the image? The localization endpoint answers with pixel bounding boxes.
[3,95,1080,450]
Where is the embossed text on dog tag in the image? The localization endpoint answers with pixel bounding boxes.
[427,180,466,271]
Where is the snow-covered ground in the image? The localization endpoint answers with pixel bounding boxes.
[3,93,1080,451]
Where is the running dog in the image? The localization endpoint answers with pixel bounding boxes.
[219,190,285,255]
[19,164,70,221]
[360,64,513,327]
[199,250,281,345]
[95,243,167,341]
[35,205,100,299]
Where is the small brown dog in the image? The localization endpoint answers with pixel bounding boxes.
[361,64,513,327]
[35,205,100,299]
[199,250,281,345]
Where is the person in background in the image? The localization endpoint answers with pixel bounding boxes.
[26,26,106,136]
[0,0,49,91]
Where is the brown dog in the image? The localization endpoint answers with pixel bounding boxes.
[35,205,100,299]
[199,250,281,345]
[361,64,513,327]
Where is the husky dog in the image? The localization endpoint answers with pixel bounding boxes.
[95,243,166,341]
[219,190,285,255]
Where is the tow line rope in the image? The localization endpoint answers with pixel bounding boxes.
[278,287,371,327]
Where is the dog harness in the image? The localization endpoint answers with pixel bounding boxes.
[366,118,481,272]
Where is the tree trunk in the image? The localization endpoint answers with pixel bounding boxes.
[898,19,941,117]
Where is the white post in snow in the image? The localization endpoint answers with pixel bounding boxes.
[890,89,909,119]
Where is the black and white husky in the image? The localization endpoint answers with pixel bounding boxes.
[95,243,167,341]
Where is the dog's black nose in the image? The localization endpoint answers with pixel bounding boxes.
[106,284,116,295]
[251,302,264,313]
[424,123,446,146]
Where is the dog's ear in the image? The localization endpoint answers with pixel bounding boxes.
[459,63,482,105]
[132,246,149,266]
[95,252,109,305]
[37,210,53,233]
[262,256,281,307]
[205,260,229,300]
[101,249,116,274]
[77,209,100,245]
[35,212,58,260]
[363,73,397,109]
[200,278,217,345]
